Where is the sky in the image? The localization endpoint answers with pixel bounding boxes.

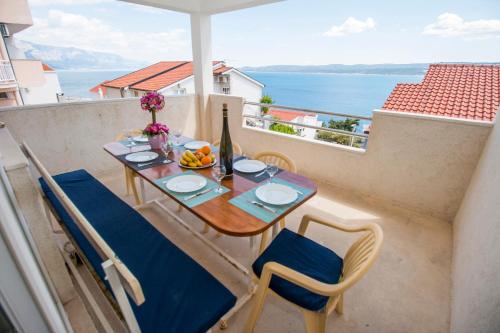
[18,0,500,67]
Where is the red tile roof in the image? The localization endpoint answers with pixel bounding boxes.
[382,64,500,122]
[42,63,54,72]
[131,62,194,91]
[100,61,232,92]
[213,66,232,74]
[103,61,188,89]
[268,109,313,122]
[89,80,109,95]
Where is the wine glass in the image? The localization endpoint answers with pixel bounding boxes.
[160,141,173,160]
[212,165,226,193]
[124,129,134,152]
[266,163,278,183]
[173,129,182,146]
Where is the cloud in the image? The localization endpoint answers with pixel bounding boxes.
[29,0,110,5]
[323,17,376,37]
[423,13,500,38]
[17,10,189,62]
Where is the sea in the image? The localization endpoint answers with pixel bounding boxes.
[57,70,423,126]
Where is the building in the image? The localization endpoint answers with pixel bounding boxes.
[266,109,322,139]
[382,64,500,121]
[0,0,62,107]
[90,60,264,102]
[20,63,63,105]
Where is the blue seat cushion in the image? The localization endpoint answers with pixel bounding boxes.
[40,169,236,333]
[252,228,343,311]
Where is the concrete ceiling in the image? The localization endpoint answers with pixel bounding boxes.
[120,0,284,15]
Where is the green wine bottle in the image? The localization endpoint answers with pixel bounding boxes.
[220,103,233,177]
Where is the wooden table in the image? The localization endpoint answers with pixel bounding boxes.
[103,142,317,237]
[103,141,317,328]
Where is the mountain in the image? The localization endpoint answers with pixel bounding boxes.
[240,63,431,75]
[16,40,147,71]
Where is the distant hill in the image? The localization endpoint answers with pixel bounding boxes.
[16,40,147,71]
[240,63,431,75]
[241,63,500,75]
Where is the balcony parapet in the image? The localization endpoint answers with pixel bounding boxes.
[210,93,492,222]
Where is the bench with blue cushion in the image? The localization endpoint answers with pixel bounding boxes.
[40,169,236,333]
[252,228,343,311]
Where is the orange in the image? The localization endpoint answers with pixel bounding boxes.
[201,156,212,165]
[201,145,211,155]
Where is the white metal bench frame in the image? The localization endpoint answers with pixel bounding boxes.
[24,143,144,333]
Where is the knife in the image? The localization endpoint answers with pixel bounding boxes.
[249,200,277,214]
[254,170,267,177]
[184,188,213,201]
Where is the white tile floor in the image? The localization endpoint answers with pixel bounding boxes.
[97,170,451,333]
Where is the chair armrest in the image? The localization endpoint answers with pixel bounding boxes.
[260,261,344,296]
[298,214,373,236]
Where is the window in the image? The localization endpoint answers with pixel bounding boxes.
[0,304,16,333]
[0,92,8,99]
[222,87,230,95]
[134,91,139,97]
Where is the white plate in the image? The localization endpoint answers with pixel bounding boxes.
[165,174,207,193]
[184,141,210,150]
[255,183,298,206]
[234,159,266,173]
[132,135,148,143]
[125,151,158,163]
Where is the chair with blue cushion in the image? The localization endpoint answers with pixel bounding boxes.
[244,215,383,333]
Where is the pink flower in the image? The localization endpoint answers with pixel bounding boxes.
[143,122,170,137]
[140,91,165,113]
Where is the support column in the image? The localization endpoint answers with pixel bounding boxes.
[190,13,214,141]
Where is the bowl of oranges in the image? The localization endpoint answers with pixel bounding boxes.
[179,145,216,169]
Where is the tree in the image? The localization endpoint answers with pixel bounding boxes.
[260,95,274,114]
[270,123,297,135]
[327,118,359,131]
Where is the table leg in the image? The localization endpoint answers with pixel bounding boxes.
[258,229,269,255]
[272,223,279,239]
[139,178,146,204]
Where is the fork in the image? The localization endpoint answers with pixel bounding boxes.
[247,200,277,214]
[137,161,153,167]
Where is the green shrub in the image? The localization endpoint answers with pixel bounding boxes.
[270,123,297,135]
[316,130,364,148]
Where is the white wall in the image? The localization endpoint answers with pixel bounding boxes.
[210,94,491,221]
[22,72,62,105]
[0,96,198,174]
[104,87,123,99]
[229,71,262,103]
[450,118,500,333]
[159,77,196,96]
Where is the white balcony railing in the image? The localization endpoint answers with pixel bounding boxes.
[0,60,16,84]
[243,101,372,148]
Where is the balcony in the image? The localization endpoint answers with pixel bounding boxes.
[0,60,16,86]
[0,92,496,332]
